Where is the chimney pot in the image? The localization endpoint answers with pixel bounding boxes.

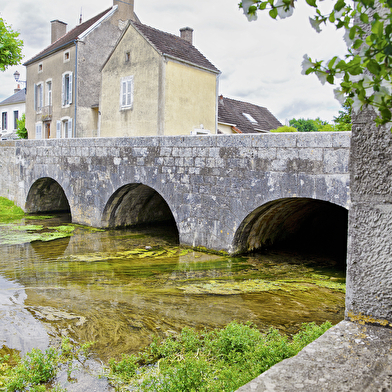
[180,27,193,44]
[51,20,67,44]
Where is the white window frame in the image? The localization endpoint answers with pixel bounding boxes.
[62,72,73,107]
[34,82,44,112]
[35,122,43,139]
[46,79,52,107]
[120,75,134,110]
[56,120,61,139]
[1,112,7,131]
[64,51,70,63]
[60,117,73,139]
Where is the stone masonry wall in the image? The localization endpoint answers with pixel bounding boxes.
[346,110,392,324]
[0,132,350,253]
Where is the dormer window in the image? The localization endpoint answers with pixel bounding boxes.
[242,113,258,124]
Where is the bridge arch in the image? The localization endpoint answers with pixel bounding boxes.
[101,183,178,233]
[232,197,348,260]
[25,177,71,214]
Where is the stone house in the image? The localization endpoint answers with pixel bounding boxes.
[24,0,137,139]
[0,87,26,139]
[218,95,282,134]
[99,21,220,137]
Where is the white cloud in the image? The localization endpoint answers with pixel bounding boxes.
[0,0,346,122]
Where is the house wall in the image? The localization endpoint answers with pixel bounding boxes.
[218,123,234,135]
[0,101,25,134]
[164,61,217,135]
[76,11,130,138]
[99,25,161,137]
[25,46,76,139]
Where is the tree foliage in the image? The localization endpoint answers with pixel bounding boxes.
[240,0,392,127]
[16,113,27,139]
[0,18,23,71]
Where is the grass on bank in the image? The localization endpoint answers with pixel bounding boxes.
[0,197,25,222]
[0,321,332,391]
[105,320,332,391]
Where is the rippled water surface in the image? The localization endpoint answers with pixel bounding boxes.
[0,214,345,363]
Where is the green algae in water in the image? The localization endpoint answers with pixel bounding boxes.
[0,197,24,222]
[0,223,75,245]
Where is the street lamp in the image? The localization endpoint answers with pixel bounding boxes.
[13,71,26,87]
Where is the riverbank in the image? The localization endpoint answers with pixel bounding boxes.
[237,320,392,391]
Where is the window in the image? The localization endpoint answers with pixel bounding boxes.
[38,63,43,72]
[46,80,52,106]
[34,83,43,112]
[58,118,72,138]
[242,113,258,124]
[35,122,42,139]
[56,121,61,139]
[64,51,70,62]
[120,76,134,110]
[1,112,7,131]
[14,111,18,130]
[62,72,73,107]
[125,51,131,62]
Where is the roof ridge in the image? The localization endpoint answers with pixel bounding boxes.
[24,7,112,65]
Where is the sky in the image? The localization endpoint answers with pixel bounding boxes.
[0,0,348,124]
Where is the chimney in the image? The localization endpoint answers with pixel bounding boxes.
[180,27,193,44]
[113,0,136,21]
[51,20,67,44]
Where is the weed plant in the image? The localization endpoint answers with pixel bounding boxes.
[0,338,94,391]
[106,320,332,391]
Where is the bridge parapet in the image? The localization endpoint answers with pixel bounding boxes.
[0,132,350,252]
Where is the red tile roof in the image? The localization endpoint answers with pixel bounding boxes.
[131,21,220,74]
[218,96,282,133]
[24,8,112,65]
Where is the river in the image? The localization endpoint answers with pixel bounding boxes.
[0,213,345,388]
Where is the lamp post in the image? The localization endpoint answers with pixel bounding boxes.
[13,71,26,88]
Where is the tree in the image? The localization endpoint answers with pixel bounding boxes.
[289,117,327,132]
[16,114,27,139]
[0,18,23,71]
[270,125,298,132]
[240,0,392,127]
[333,99,352,131]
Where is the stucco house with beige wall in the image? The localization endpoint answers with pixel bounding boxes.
[99,21,220,137]
[24,1,137,139]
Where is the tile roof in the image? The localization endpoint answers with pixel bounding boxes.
[24,8,112,65]
[218,96,282,133]
[0,89,26,106]
[131,21,220,73]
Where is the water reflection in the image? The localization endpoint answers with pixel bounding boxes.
[0,216,345,362]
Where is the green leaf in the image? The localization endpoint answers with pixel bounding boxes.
[259,2,268,10]
[329,12,336,23]
[366,59,381,74]
[306,0,317,6]
[359,12,369,23]
[269,7,278,18]
[334,0,346,11]
[353,39,363,49]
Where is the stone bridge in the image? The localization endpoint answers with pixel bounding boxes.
[0,132,350,254]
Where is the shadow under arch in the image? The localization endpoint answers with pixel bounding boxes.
[25,177,71,214]
[233,198,348,262]
[102,183,179,233]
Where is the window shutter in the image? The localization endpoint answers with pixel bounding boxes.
[39,85,43,110]
[34,84,37,111]
[127,80,132,106]
[35,123,42,139]
[122,81,126,106]
[56,121,61,138]
[62,74,65,106]
[69,73,73,104]
[68,119,73,138]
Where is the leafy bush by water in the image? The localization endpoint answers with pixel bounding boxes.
[106,320,332,391]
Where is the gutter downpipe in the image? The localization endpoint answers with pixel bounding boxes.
[74,40,78,138]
